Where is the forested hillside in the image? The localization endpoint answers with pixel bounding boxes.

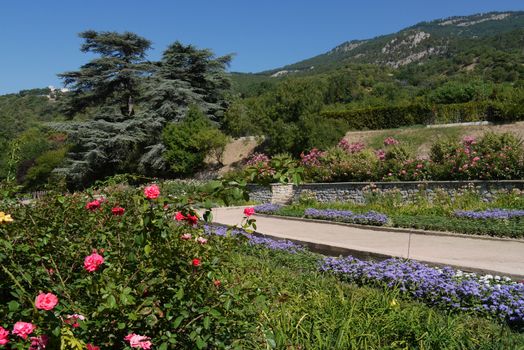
[1,11,523,190]
[224,11,524,154]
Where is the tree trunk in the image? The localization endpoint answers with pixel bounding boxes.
[128,95,134,116]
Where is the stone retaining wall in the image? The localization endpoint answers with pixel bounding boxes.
[248,181,524,204]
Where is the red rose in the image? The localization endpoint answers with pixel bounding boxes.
[243,207,255,217]
[186,214,198,226]
[86,200,101,211]
[112,206,125,216]
[192,258,201,267]
[175,212,185,221]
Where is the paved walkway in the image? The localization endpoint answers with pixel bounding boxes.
[210,206,524,279]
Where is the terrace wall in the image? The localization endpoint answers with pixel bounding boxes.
[248,181,524,204]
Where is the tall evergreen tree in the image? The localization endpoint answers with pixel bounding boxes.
[144,41,232,122]
[53,34,232,186]
[58,30,152,117]
[53,31,155,186]
[138,42,232,173]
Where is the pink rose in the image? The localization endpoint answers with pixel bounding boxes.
[87,344,101,350]
[472,156,480,162]
[144,185,160,199]
[197,237,208,245]
[0,326,9,345]
[12,322,35,339]
[125,334,152,349]
[84,252,104,272]
[35,292,58,310]
[243,207,255,217]
[112,206,125,216]
[86,200,101,211]
[180,233,192,240]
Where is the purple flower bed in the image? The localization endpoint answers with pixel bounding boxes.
[203,224,304,253]
[454,209,524,220]
[304,208,389,226]
[321,256,524,324]
[254,203,283,215]
[247,235,304,253]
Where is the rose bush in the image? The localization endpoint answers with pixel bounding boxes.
[237,133,523,184]
[0,184,257,349]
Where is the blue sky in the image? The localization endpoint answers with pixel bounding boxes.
[0,0,522,94]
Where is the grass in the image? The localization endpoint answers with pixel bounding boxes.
[393,215,524,238]
[366,125,465,151]
[225,246,524,349]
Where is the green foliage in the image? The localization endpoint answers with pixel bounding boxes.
[23,147,68,189]
[163,106,229,176]
[393,215,524,238]
[1,185,523,347]
[58,30,152,117]
[243,153,304,185]
[268,187,524,238]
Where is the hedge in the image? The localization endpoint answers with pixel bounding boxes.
[321,101,524,130]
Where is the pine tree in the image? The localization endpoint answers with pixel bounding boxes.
[138,42,232,174]
[53,35,232,186]
[58,30,152,117]
[52,31,154,186]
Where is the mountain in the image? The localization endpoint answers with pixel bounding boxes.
[248,11,524,78]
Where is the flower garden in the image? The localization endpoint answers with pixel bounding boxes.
[233,132,524,184]
[1,183,524,349]
[254,184,524,238]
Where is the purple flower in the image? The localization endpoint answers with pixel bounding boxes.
[454,209,524,220]
[254,203,283,215]
[304,208,388,226]
[321,256,524,324]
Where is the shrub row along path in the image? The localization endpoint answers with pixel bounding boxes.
[210,206,524,279]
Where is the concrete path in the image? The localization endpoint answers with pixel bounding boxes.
[210,206,524,279]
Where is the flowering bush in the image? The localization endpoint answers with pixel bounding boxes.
[338,139,366,154]
[245,152,270,166]
[383,136,400,146]
[243,153,304,185]
[430,132,524,180]
[0,185,256,349]
[300,148,326,167]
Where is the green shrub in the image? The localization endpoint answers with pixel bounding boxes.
[23,147,68,189]
[163,106,229,176]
